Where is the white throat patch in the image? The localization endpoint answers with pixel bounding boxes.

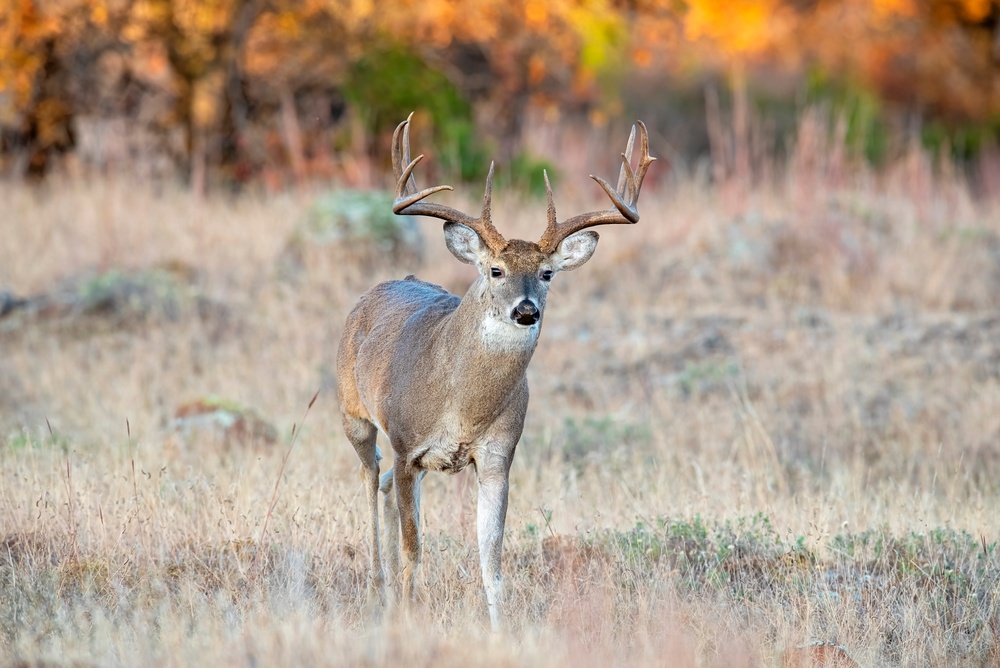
[480,315,539,352]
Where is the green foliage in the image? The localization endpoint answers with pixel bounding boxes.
[184,395,251,415]
[559,414,652,470]
[345,43,471,135]
[2,431,33,451]
[497,153,559,199]
[521,507,554,541]
[597,513,809,594]
[568,3,628,114]
[805,68,1000,163]
[303,189,422,256]
[830,526,996,581]
[435,117,492,185]
[343,42,489,183]
[921,118,1000,162]
[668,358,739,398]
[827,526,999,629]
[805,69,888,164]
[596,517,1000,601]
[77,269,184,316]
[2,428,69,453]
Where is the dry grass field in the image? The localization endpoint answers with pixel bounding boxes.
[2,138,999,666]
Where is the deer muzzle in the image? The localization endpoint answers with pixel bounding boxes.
[511,299,540,326]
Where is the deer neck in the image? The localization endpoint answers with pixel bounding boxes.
[440,276,540,388]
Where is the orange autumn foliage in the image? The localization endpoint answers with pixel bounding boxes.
[0,0,996,177]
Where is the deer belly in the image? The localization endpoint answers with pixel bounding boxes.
[410,437,477,473]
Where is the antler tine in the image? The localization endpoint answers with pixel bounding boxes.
[481,160,496,225]
[391,114,507,253]
[392,114,451,212]
[537,120,656,253]
[543,169,557,230]
[391,114,409,184]
[615,123,637,196]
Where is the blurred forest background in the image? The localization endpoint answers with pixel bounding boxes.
[3,4,1000,664]
[1,0,998,193]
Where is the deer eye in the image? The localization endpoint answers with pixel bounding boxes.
[491,267,504,278]
[540,269,553,282]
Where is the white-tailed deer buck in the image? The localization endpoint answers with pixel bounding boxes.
[337,114,654,628]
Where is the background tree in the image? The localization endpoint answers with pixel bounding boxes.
[0,0,996,183]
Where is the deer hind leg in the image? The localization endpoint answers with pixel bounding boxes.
[393,465,427,605]
[343,415,385,606]
[379,468,400,587]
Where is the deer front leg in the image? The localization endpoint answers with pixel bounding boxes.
[476,451,511,630]
[394,465,425,604]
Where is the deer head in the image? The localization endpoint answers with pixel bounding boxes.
[392,113,656,337]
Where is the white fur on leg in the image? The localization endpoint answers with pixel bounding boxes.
[477,471,509,630]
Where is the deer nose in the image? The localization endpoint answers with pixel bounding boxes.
[511,299,540,326]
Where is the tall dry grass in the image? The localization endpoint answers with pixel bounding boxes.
[1,128,999,666]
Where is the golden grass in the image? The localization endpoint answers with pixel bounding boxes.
[1,156,999,666]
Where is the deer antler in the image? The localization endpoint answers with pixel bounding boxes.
[392,113,508,254]
[536,121,655,253]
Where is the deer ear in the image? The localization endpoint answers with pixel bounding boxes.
[550,230,598,271]
[444,222,487,266]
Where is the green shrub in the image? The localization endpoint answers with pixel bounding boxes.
[344,43,489,184]
[558,414,652,473]
[303,188,422,259]
[804,69,889,164]
[497,152,559,199]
